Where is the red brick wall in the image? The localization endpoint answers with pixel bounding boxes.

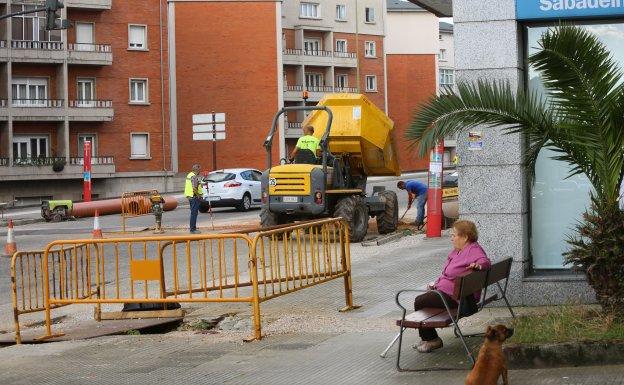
[174,1,279,173]
[284,65,298,87]
[386,54,436,172]
[12,122,60,156]
[283,29,295,50]
[358,34,385,110]
[66,0,170,172]
[12,64,60,99]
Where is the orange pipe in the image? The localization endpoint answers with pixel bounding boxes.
[71,196,178,218]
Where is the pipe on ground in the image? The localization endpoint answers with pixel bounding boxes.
[71,196,178,218]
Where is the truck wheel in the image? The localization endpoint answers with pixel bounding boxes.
[260,206,283,227]
[376,190,398,234]
[334,196,368,242]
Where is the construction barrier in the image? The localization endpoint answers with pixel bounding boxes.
[120,190,158,232]
[16,218,354,342]
[10,244,96,344]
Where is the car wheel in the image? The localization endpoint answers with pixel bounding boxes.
[237,193,251,212]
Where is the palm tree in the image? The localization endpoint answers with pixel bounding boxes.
[407,25,624,315]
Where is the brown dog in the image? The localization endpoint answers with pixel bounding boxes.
[465,324,514,385]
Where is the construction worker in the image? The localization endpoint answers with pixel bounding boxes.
[289,125,320,163]
[185,163,202,234]
[397,180,428,228]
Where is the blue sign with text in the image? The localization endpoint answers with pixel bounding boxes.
[517,0,624,20]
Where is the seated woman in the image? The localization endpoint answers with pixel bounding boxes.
[413,220,491,353]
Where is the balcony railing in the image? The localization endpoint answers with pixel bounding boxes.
[0,41,6,48]
[69,100,113,108]
[0,100,7,107]
[0,158,8,166]
[11,40,63,50]
[12,99,63,108]
[283,49,357,59]
[67,43,112,52]
[287,122,302,129]
[11,157,65,166]
[284,85,359,93]
[69,156,114,165]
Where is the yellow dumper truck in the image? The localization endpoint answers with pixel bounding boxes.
[261,94,401,242]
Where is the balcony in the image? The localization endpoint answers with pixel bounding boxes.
[285,122,303,139]
[0,158,8,166]
[0,99,8,120]
[283,48,358,68]
[283,85,359,102]
[68,43,112,65]
[68,100,114,122]
[11,99,64,121]
[0,156,115,180]
[11,40,65,63]
[0,40,7,61]
[65,0,112,9]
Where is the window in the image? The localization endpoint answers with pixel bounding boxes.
[305,73,323,90]
[365,41,376,57]
[304,38,321,55]
[439,49,447,61]
[78,135,97,157]
[130,133,149,159]
[439,69,454,86]
[13,136,48,160]
[77,78,95,107]
[336,74,348,89]
[335,39,347,54]
[11,5,61,43]
[128,24,147,50]
[12,77,47,107]
[365,75,377,92]
[240,170,254,181]
[300,2,320,18]
[129,79,148,104]
[365,7,375,23]
[251,170,263,182]
[336,4,346,20]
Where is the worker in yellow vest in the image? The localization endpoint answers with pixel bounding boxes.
[185,163,202,234]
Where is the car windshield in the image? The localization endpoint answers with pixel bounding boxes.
[206,172,235,183]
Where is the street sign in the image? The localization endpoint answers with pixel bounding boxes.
[193,113,225,124]
[193,132,226,141]
[193,123,225,133]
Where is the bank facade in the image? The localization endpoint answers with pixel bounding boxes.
[412,0,624,305]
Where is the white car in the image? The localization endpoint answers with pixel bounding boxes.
[199,168,263,212]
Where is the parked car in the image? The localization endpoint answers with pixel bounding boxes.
[199,168,262,212]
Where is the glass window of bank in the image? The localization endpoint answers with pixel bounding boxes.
[525,18,624,270]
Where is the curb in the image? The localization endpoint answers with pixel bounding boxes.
[504,341,624,369]
[0,218,44,227]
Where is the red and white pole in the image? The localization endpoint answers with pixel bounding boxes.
[426,140,444,238]
[83,141,92,202]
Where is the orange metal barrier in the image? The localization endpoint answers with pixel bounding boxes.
[10,244,97,344]
[31,218,356,342]
[120,190,158,232]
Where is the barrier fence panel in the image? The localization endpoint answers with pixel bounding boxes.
[121,190,159,232]
[11,244,96,344]
[248,218,357,339]
[37,234,254,341]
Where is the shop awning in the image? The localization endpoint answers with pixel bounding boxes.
[407,0,452,17]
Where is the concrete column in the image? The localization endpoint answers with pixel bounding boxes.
[276,2,285,159]
[167,2,179,173]
[6,0,12,166]
[295,29,304,50]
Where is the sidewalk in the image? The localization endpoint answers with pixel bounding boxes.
[0,232,622,384]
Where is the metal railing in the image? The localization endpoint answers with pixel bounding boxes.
[121,190,159,232]
[283,48,357,59]
[284,85,303,92]
[0,157,8,166]
[11,40,63,50]
[69,156,114,166]
[11,156,65,166]
[0,99,7,107]
[284,85,358,93]
[23,218,356,343]
[69,100,113,108]
[334,87,358,93]
[12,99,63,108]
[67,43,112,52]
[0,40,6,48]
[11,244,96,344]
[287,122,302,129]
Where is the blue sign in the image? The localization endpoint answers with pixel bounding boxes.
[83,171,91,182]
[517,0,624,20]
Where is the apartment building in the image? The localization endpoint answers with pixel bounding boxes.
[0,0,171,204]
[438,21,456,165]
[281,0,386,154]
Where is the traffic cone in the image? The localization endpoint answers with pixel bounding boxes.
[4,219,17,257]
[92,210,103,239]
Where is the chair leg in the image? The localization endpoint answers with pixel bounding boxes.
[381,329,403,358]
[453,323,475,366]
[497,282,515,318]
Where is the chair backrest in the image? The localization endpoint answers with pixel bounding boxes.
[294,148,317,164]
[486,258,512,286]
[453,270,488,300]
